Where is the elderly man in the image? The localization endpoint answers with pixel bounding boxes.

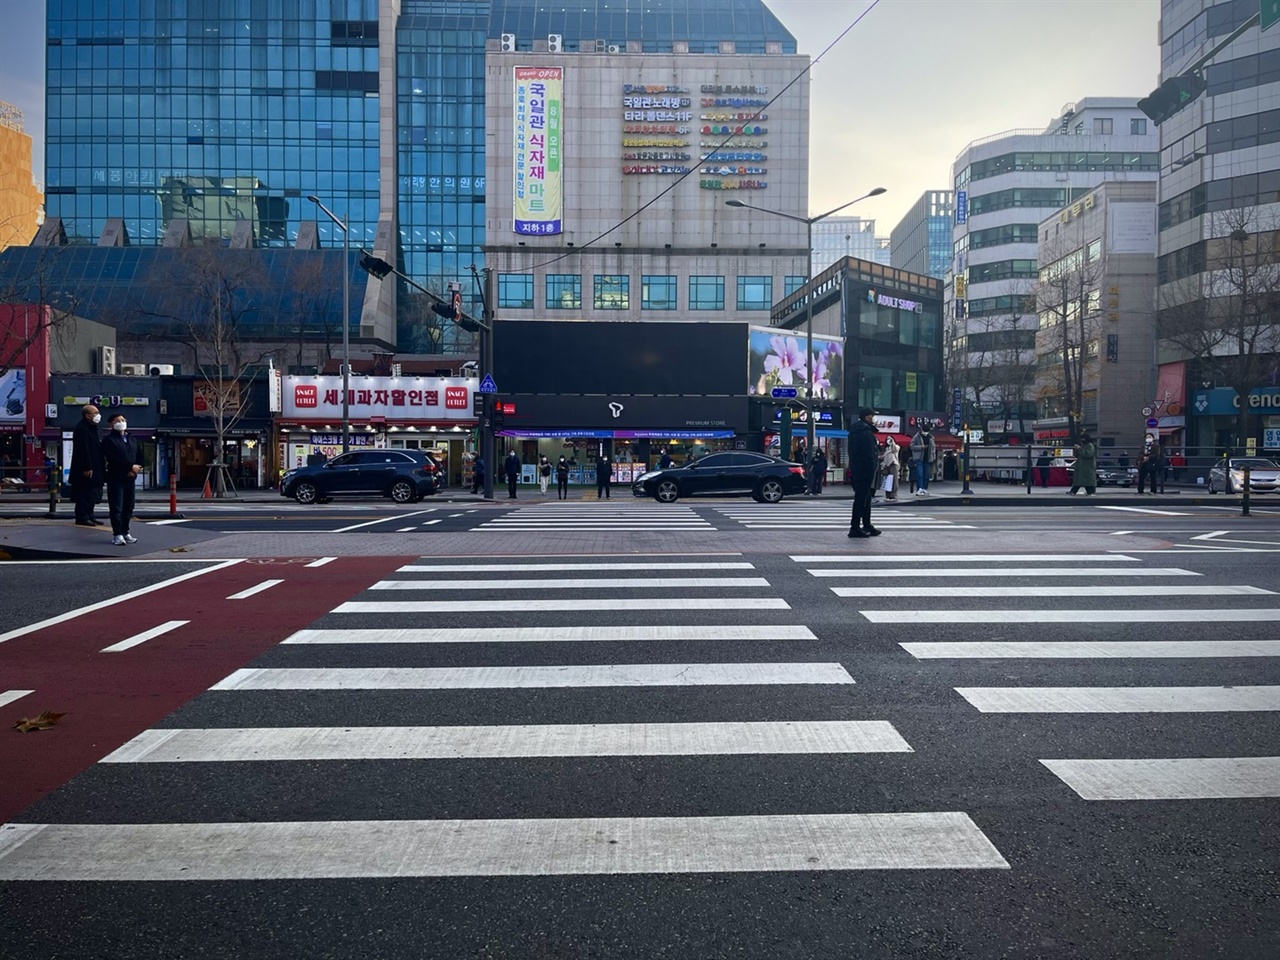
[69,403,104,526]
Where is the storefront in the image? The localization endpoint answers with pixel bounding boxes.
[157,376,272,490]
[47,376,163,488]
[278,375,479,487]
[1189,385,1280,455]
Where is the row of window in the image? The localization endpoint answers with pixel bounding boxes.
[1159,170,1280,232]
[1206,109,1280,156]
[968,259,1039,284]
[1206,47,1280,98]
[1161,0,1257,71]
[1157,240,1206,286]
[967,223,1039,250]
[956,152,1159,188]
[966,187,1093,217]
[1087,117,1147,136]
[497,274,807,312]
[966,294,1035,319]
[965,329,1037,354]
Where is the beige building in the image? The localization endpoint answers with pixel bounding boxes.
[0,102,44,252]
[1033,180,1158,453]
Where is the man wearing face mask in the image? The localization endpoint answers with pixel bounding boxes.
[69,403,104,526]
[102,413,142,545]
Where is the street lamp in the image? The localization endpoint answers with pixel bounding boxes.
[725,187,886,458]
[306,195,351,454]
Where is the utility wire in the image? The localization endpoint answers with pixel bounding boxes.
[522,0,884,273]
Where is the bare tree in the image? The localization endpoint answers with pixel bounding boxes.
[0,243,81,378]
[947,281,1038,436]
[1033,238,1106,440]
[396,290,455,355]
[1157,206,1280,449]
[288,258,342,372]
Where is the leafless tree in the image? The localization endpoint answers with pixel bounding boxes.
[397,290,456,355]
[1157,206,1280,449]
[947,281,1038,435]
[1033,238,1106,440]
[0,241,81,378]
[288,257,342,372]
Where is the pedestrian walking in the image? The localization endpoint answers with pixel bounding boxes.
[658,448,673,470]
[809,446,828,496]
[69,403,104,526]
[847,407,881,538]
[556,456,570,499]
[1137,435,1162,494]
[503,450,521,498]
[470,453,485,495]
[594,453,613,499]
[910,423,936,496]
[900,442,916,495]
[538,456,552,495]
[1069,429,1098,496]
[1036,451,1051,488]
[881,437,899,501]
[102,413,141,545]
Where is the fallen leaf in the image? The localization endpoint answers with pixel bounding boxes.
[168,546,192,553]
[12,710,67,733]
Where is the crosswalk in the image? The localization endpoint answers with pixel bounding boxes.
[715,502,972,530]
[794,550,1280,804]
[0,553,1011,882]
[470,501,714,531]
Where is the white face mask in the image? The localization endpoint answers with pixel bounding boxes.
[113,421,127,432]
[91,414,102,424]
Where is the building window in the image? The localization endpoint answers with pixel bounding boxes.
[498,274,533,310]
[641,275,677,310]
[594,275,630,310]
[784,275,806,297]
[1131,117,1147,135]
[545,274,581,310]
[1093,117,1113,135]
[689,276,725,310]
[736,275,773,311]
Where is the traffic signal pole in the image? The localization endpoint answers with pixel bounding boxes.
[481,267,496,501]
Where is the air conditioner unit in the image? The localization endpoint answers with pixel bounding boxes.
[547,33,562,53]
[607,43,621,54]
[500,33,516,52]
[148,364,176,376]
[99,345,116,375]
[119,363,146,376]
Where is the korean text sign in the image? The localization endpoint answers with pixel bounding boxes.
[514,66,563,236]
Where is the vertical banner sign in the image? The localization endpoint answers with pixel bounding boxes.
[514,66,564,235]
[951,387,963,432]
[955,190,967,224]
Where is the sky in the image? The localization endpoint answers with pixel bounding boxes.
[0,0,1162,234]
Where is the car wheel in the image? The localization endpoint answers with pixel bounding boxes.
[390,479,417,503]
[655,479,680,503]
[294,481,319,504]
[757,478,785,503]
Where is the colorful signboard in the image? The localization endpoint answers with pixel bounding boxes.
[0,369,25,425]
[513,66,563,236]
[748,328,842,402]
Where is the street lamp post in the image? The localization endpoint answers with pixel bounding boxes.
[306,195,351,454]
[725,187,886,460]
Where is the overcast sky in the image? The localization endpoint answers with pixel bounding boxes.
[0,0,1161,233]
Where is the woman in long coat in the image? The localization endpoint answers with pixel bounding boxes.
[880,437,900,501]
[1070,430,1098,495]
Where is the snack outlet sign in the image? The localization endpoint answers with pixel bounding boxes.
[283,376,477,422]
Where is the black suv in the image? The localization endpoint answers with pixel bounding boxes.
[633,451,807,503]
[280,450,439,504]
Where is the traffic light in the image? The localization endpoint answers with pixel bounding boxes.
[432,290,481,332]
[491,400,506,430]
[358,252,394,279]
[1138,73,1207,125]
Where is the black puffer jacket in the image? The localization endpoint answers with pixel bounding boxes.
[848,419,880,486]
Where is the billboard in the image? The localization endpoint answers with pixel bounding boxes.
[282,376,476,422]
[513,66,563,235]
[0,369,25,426]
[748,328,842,402]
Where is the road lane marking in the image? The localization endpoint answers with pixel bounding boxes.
[811,567,1199,578]
[1109,530,1135,535]
[304,557,336,568]
[396,527,417,532]
[283,624,818,644]
[0,559,244,645]
[0,812,1009,879]
[100,620,189,653]
[1192,531,1231,540]
[103,720,911,762]
[862,609,1280,623]
[148,518,192,525]
[369,577,772,591]
[334,598,791,613]
[421,519,442,525]
[793,554,1140,563]
[0,690,35,708]
[1041,757,1280,800]
[211,662,852,690]
[902,640,1280,659]
[843,585,1269,598]
[955,685,1280,713]
[1096,506,1191,516]
[332,509,438,533]
[398,562,756,572]
[226,579,284,600]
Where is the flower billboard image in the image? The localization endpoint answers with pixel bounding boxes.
[748,328,842,401]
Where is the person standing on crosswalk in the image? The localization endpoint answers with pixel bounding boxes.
[910,422,936,496]
[503,450,521,499]
[594,453,613,499]
[555,456,570,499]
[538,456,552,495]
[848,407,882,538]
[1069,429,1098,496]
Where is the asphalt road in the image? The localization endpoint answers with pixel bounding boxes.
[0,507,1278,958]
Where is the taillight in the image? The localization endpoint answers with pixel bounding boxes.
[788,466,804,475]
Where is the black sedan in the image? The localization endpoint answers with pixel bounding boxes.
[280,449,439,504]
[632,451,807,503]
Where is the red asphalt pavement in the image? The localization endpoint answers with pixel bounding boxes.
[0,555,411,823]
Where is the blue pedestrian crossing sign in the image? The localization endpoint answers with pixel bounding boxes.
[477,374,498,394]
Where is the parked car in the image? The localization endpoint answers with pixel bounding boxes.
[280,449,439,504]
[1062,459,1135,486]
[632,451,807,503]
[1207,457,1280,494]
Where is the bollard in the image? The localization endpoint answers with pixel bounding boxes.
[169,473,178,516]
[1241,466,1251,517]
[47,476,58,517]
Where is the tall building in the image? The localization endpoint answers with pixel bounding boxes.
[1153,0,1280,456]
[889,189,953,280]
[950,98,1161,430]
[0,103,44,252]
[810,217,888,271]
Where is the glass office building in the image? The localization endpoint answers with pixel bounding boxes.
[889,190,954,280]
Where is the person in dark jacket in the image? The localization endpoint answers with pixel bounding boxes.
[809,446,828,496]
[504,450,521,498]
[102,413,142,545]
[470,453,485,495]
[847,407,881,538]
[69,403,104,526]
[555,456,570,499]
[658,448,673,470]
[595,454,613,499]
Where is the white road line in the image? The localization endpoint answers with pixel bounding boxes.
[902,640,1280,659]
[1041,757,1280,800]
[1109,530,1136,535]
[1096,506,1191,516]
[811,567,1199,579]
[148,518,192,526]
[0,559,244,645]
[0,690,35,708]
[332,509,438,533]
[369,577,772,591]
[103,720,911,763]
[741,524,973,530]
[304,557,336,568]
[335,598,792,614]
[100,620,189,653]
[421,519,442,526]
[0,812,1009,880]
[842,585,1269,598]
[226,579,284,600]
[283,624,818,644]
[211,662,852,690]
[955,685,1280,713]
[793,554,1140,563]
[396,527,417,532]
[863,608,1280,623]
[1192,531,1231,540]
[397,562,756,573]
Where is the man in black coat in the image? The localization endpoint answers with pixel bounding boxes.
[847,407,881,538]
[69,403,104,526]
[504,450,521,498]
[102,413,143,545]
